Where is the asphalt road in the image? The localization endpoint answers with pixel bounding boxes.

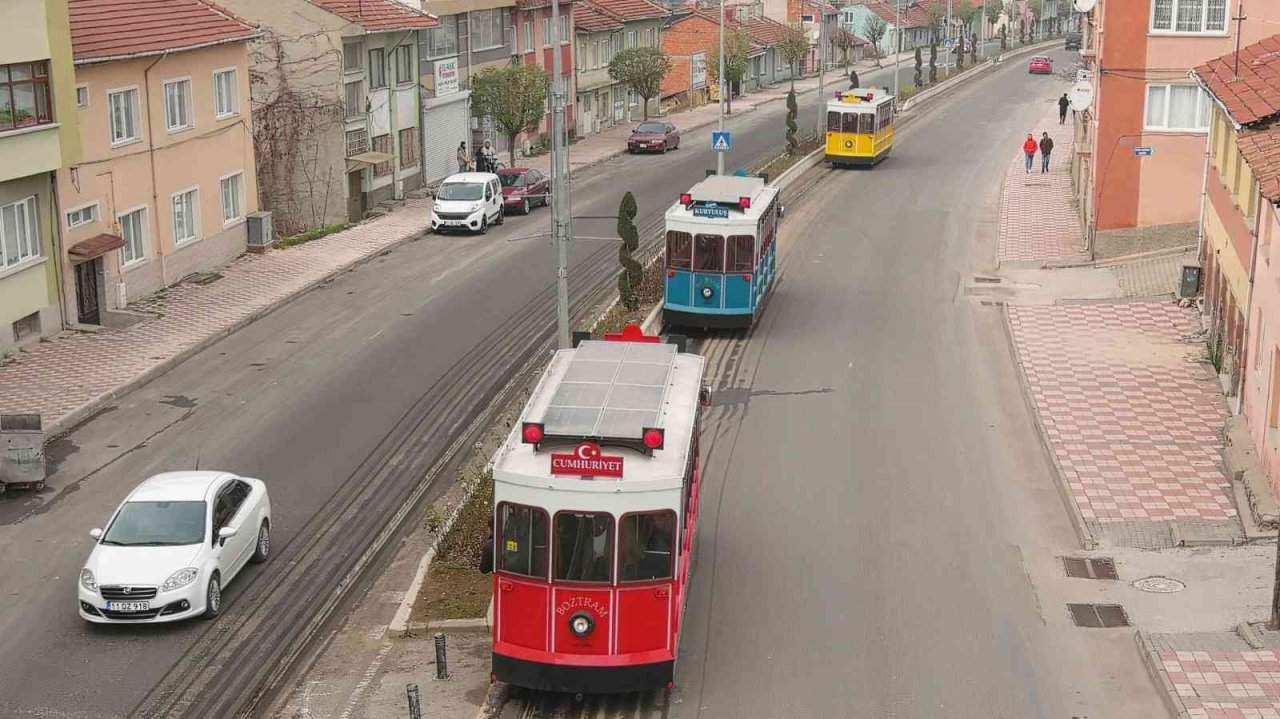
[665,50,1166,718]
[0,55,954,717]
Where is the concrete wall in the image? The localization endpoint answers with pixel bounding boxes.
[0,174,60,353]
[1243,204,1280,497]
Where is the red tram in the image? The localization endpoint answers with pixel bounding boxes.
[486,325,708,693]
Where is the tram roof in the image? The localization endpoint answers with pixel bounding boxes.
[665,175,779,225]
[492,339,705,487]
[827,88,894,109]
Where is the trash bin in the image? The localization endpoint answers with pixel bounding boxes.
[1,414,45,491]
[1179,261,1202,299]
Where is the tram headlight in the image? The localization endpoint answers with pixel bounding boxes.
[569,611,595,637]
[844,140,853,149]
[700,285,714,300]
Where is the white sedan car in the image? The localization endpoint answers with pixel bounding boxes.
[78,471,271,623]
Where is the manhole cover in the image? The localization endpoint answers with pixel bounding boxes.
[1133,576,1185,593]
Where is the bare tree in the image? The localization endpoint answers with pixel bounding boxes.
[864,15,889,65]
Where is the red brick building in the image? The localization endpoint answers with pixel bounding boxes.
[514,0,577,144]
[660,7,791,105]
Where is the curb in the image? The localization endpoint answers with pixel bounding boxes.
[1135,631,1192,718]
[44,217,428,440]
[1094,244,1196,268]
[999,304,1097,549]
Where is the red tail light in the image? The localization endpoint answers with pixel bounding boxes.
[667,270,676,277]
[738,196,751,209]
[642,427,665,450]
[743,273,752,282]
[521,422,544,444]
[679,193,692,205]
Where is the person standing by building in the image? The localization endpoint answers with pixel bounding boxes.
[1039,131,1054,173]
[1058,93,1069,124]
[1023,134,1038,173]
[456,141,469,173]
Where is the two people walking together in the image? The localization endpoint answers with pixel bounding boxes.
[1023,132,1055,174]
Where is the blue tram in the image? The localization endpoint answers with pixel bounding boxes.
[661,175,781,330]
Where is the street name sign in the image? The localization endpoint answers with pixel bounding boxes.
[1133,146,1153,157]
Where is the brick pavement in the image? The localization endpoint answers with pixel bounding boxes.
[0,200,432,431]
[1008,302,1235,528]
[997,96,1088,265]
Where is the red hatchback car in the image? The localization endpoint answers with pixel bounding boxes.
[628,121,680,153]
[1028,56,1053,74]
[497,168,550,215]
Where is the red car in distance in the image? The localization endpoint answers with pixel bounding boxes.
[497,168,550,215]
[628,121,680,153]
[1028,56,1053,74]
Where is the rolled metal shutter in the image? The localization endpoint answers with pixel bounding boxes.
[422,96,468,183]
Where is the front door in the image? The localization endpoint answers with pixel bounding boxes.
[74,259,100,325]
[347,170,366,223]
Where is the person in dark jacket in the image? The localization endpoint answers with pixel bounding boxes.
[1058,93,1069,124]
[1039,132,1055,173]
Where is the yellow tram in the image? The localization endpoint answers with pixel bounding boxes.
[824,88,895,167]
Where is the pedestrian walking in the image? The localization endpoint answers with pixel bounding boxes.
[456,141,469,173]
[1022,134,1037,173]
[1039,131,1054,173]
[1058,93,1069,124]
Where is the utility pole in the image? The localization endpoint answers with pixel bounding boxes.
[893,0,901,98]
[946,0,953,71]
[549,0,571,349]
[815,2,825,131]
[717,0,726,176]
[981,0,987,59]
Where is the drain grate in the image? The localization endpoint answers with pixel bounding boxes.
[1062,557,1118,580]
[974,276,1003,284]
[1067,603,1130,628]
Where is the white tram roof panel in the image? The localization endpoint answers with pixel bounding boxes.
[493,340,705,486]
[665,176,779,224]
[828,88,894,109]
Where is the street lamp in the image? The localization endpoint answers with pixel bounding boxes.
[717,0,726,176]
[893,0,901,99]
[549,0,570,348]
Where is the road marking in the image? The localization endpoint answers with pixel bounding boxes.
[338,640,394,719]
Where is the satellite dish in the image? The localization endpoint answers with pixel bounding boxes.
[1069,80,1094,112]
[1073,0,1096,12]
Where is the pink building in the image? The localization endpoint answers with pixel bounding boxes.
[513,0,576,145]
[57,0,259,326]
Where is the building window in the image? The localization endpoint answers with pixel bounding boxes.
[399,127,418,168]
[523,21,534,51]
[369,48,387,89]
[543,18,551,46]
[1152,0,1227,33]
[220,172,244,224]
[75,85,88,108]
[107,88,139,145]
[343,42,363,72]
[372,134,393,177]
[66,202,98,229]
[627,30,637,48]
[344,80,365,119]
[591,42,598,69]
[0,196,39,269]
[213,69,238,118]
[424,16,458,59]
[172,188,198,244]
[473,9,504,50]
[0,61,53,132]
[346,128,369,156]
[394,45,413,85]
[560,15,569,43]
[613,33,622,56]
[163,78,193,131]
[118,207,146,265]
[801,13,814,22]
[1145,83,1210,131]
[646,27,655,47]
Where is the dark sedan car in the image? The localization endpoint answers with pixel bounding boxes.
[497,168,549,215]
[1065,33,1082,50]
[628,121,680,153]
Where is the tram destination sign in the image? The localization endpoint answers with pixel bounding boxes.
[692,204,730,219]
[550,441,624,478]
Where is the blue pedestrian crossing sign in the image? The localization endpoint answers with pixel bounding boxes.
[711,131,731,152]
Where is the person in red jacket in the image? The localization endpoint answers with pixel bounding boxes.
[1022,134,1038,173]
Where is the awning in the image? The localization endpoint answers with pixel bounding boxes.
[68,233,126,260]
[347,151,396,167]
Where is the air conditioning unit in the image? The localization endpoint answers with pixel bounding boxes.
[246,211,274,253]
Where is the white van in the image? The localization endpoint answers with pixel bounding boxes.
[431,172,505,234]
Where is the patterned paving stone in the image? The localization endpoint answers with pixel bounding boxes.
[997,101,1088,264]
[1008,302,1235,524]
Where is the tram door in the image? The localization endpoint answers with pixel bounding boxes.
[615,511,677,654]
[496,504,551,652]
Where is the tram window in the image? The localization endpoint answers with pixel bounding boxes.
[693,234,724,272]
[841,112,857,133]
[666,231,692,270]
[826,111,841,131]
[726,235,754,272]
[858,113,874,135]
[554,512,614,583]
[498,503,549,578]
[619,511,677,582]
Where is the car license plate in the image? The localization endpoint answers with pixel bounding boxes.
[106,601,150,612]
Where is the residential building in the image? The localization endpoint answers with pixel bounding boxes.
[55,0,257,326]
[1073,0,1278,252]
[0,0,80,353]
[659,7,791,105]
[215,0,436,233]
[839,1,931,57]
[413,0,519,182]
[738,10,794,90]
[1194,35,1280,422]
[574,0,668,135]
[513,0,576,148]
[786,0,840,74]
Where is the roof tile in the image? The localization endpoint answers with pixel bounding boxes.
[592,0,668,22]
[1237,124,1280,203]
[309,0,437,32]
[68,0,259,63]
[574,1,624,32]
[1194,33,1280,125]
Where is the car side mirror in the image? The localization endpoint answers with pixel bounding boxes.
[217,526,237,546]
[89,528,103,540]
[778,204,786,219]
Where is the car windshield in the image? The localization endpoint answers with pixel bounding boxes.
[438,182,484,201]
[635,123,665,134]
[100,501,206,546]
[499,173,526,188]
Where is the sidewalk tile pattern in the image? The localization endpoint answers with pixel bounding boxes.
[0,200,432,426]
[998,101,1087,264]
[1008,302,1234,523]
[1162,649,1280,716]
[1112,252,1186,298]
